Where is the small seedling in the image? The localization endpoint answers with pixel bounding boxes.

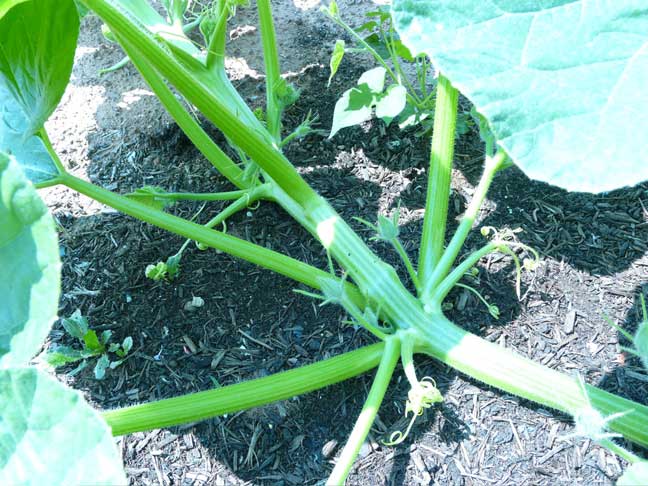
[45,310,133,379]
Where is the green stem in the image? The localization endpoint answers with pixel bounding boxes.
[39,129,66,175]
[98,55,129,75]
[87,0,417,325]
[328,338,400,485]
[417,56,429,100]
[384,24,422,105]
[454,283,496,316]
[87,0,316,207]
[58,172,360,302]
[115,34,248,188]
[392,238,420,291]
[206,0,228,70]
[257,0,282,141]
[80,1,648,454]
[182,14,203,34]
[417,313,648,448]
[432,242,498,303]
[201,185,267,229]
[421,150,507,303]
[418,75,458,289]
[104,342,385,436]
[139,189,255,202]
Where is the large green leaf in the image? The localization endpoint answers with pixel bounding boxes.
[392,1,648,193]
[0,0,79,135]
[0,153,60,366]
[0,0,27,19]
[0,367,126,485]
[0,96,58,185]
[0,0,79,184]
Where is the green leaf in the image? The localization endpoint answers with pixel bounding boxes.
[375,84,407,124]
[121,336,133,355]
[358,66,386,93]
[0,0,78,184]
[83,330,104,354]
[145,261,168,281]
[0,0,78,137]
[354,20,378,33]
[392,0,648,193]
[392,39,414,63]
[74,0,91,18]
[398,103,430,130]
[0,92,59,185]
[363,33,391,60]
[0,367,126,484]
[94,354,110,380]
[617,461,648,486]
[0,153,60,366]
[328,39,345,87]
[323,0,339,17]
[101,329,113,345]
[365,6,391,23]
[44,345,86,367]
[329,67,386,138]
[61,310,89,341]
[165,252,182,280]
[109,359,124,369]
[0,0,27,19]
[364,33,414,63]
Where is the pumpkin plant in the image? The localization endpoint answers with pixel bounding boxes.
[1,0,648,484]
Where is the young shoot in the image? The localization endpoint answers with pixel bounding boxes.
[355,205,420,290]
[280,111,326,148]
[44,310,133,380]
[296,274,393,340]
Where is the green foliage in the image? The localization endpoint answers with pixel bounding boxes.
[392,0,648,193]
[0,153,60,366]
[330,67,407,137]
[45,310,133,380]
[327,39,345,87]
[145,250,182,281]
[634,295,648,370]
[0,0,78,184]
[0,368,126,485]
[3,0,648,483]
[0,153,125,484]
[356,209,400,243]
[324,3,434,139]
[274,77,300,110]
[0,0,27,18]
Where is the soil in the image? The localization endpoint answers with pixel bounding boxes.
[42,2,648,485]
